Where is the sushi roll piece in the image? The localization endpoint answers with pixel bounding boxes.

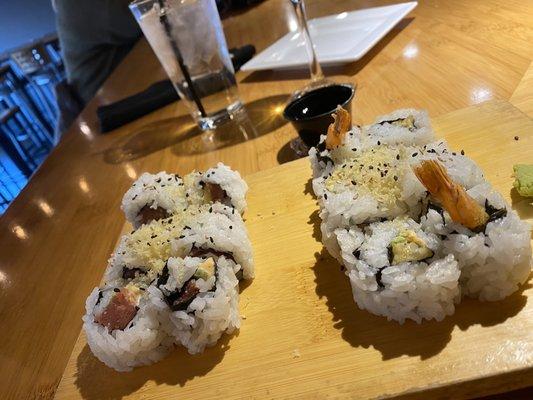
[314,143,428,226]
[363,108,435,147]
[172,203,254,280]
[122,164,248,229]
[183,163,248,215]
[107,203,253,286]
[309,107,436,178]
[335,217,461,323]
[151,255,240,354]
[121,172,188,228]
[415,160,532,301]
[83,283,173,371]
[104,213,192,287]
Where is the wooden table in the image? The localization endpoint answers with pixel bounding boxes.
[0,1,531,398]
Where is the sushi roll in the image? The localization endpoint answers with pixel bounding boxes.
[172,203,254,280]
[85,164,253,370]
[83,283,173,371]
[415,160,532,301]
[106,203,253,286]
[336,217,460,323]
[121,164,248,229]
[309,106,532,323]
[309,107,435,177]
[104,212,195,286]
[184,163,248,215]
[121,172,187,228]
[151,255,240,354]
[363,108,434,147]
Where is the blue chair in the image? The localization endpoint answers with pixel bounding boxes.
[0,62,55,146]
[0,105,50,177]
[11,43,60,131]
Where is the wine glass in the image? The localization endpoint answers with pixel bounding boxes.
[288,0,334,99]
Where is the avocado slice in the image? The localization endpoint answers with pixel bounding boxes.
[391,115,415,130]
[194,257,216,280]
[390,230,433,264]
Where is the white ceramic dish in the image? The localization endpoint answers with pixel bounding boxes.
[240,2,417,72]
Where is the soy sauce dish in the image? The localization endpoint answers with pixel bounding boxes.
[283,83,355,147]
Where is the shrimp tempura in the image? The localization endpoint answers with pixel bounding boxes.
[413,160,489,231]
[325,106,351,150]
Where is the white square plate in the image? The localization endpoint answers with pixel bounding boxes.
[240,2,417,71]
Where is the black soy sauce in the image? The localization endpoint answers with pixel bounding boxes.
[283,84,355,147]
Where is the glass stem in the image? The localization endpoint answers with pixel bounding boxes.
[290,0,324,83]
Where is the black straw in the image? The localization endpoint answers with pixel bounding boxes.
[157,0,206,117]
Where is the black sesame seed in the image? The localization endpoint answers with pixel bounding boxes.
[377,141,381,145]
[514,136,519,141]
[114,288,120,292]
[229,225,233,229]
[461,150,465,155]
[396,154,400,160]
[393,176,398,181]
[369,166,374,170]
[351,180,357,185]
[324,193,328,200]
[209,237,214,243]
[412,152,418,157]
[351,148,357,151]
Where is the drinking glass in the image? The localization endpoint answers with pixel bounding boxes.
[130,0,243,130]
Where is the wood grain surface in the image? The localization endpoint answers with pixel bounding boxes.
[54,99,533,400]
[1,1,532,399]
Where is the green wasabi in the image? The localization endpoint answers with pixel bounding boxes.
[513,164,533,197]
